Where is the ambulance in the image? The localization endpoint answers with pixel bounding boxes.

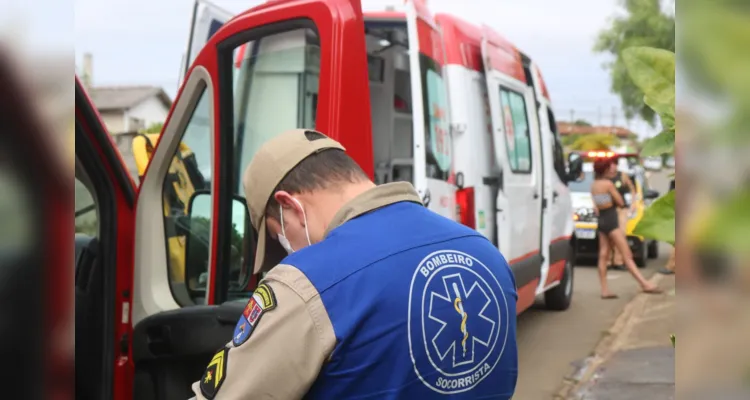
[73,0,582,398]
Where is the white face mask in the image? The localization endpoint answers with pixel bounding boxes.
[278,197,311,254]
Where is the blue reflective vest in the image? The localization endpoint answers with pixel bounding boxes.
[283,201,518,399]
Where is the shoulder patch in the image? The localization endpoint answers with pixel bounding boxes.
[232,283,278,347]
[200,347,229,399]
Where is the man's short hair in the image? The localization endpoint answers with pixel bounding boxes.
[265,131,369,220]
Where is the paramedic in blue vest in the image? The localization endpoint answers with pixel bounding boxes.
[192,129,518,399]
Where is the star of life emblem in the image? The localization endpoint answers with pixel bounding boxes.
[408,250,510,394]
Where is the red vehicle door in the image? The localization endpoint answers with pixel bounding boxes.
[404,0,456,220]
[76,0,371,398]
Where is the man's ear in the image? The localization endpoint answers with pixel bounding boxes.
[273,191,294,208]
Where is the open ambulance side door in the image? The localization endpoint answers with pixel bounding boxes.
[404,0,456,220]
[75,76,138,400]
[480,26,544,312]
[128,0,371,399]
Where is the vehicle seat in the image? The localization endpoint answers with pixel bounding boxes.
[75,235,105,400]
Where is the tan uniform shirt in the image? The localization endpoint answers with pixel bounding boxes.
[191,182,422,399]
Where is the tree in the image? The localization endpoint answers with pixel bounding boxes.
[572,119,592,127]
[594,0,675,126]
[140,122,164,134]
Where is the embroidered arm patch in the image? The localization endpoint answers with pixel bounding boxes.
[232,283,277,347]
[200,347,228,399]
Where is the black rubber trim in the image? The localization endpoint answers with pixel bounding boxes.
[510,253,543,289]
[549,239,571,266]
[75,115,120,400]
[213,18,320,304]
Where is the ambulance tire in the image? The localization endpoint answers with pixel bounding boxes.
[545,248,574,311]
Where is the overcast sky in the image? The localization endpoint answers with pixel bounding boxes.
[69,0,658,137]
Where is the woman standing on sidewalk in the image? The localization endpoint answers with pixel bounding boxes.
[608,162,637,271]
[592,158,662,298]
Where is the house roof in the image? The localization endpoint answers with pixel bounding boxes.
[89,85,172,112]
[557,122,635,138]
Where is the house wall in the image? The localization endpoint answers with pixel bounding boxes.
[111,132,140,184]
[129,96,170,130]
[100,110,126,134]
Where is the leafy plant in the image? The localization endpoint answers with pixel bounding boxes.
[140,122,164,134]
[594,0,675,126]
[622,46,675,245]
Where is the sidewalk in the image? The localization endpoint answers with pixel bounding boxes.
[557,272,676,400]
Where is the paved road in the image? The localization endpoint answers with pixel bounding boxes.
[512,169,673,399]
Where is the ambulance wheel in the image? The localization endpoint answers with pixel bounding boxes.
[545,248,574,311]
[647,241,659,259]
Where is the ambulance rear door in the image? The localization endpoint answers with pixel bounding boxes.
[480,25,544,299]
[405,0,456,220]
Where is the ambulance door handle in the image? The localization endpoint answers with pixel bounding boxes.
[422,189,431,207]
[533,192,540,199]
[553,191,559,201]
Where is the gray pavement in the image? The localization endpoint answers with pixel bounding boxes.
[569,271,676,400]
[512,248,666,399]
[511,169,674,400]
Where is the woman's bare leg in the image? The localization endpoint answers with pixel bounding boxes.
[598,232,615,297]
[608,229,659,291]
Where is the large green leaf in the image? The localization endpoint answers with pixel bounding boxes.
[697,189,750,253]
[633,190,675,245]
[640,128,676,157]
[623,47,675,122]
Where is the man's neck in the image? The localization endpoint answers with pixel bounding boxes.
[311,180,376,233]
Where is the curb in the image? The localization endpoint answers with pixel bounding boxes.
[553,273,666,399]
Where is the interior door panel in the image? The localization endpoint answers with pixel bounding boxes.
[132,302,245,400]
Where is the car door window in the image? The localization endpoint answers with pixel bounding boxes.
[162,89,213,305]
[75,177,98,236]
[499,88,532,173]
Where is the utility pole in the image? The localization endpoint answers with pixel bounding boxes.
[597,106,602,126]
[570,109,575,123]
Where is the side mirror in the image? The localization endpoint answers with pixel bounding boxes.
[567,157,584,183]
[185,192,212,294]
[644,189,660,200]
[185,191,252,295]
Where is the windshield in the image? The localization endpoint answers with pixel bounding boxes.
[569,170,594,193]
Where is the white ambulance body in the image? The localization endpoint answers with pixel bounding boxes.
[434,14,582,312]
[179,0,583,314]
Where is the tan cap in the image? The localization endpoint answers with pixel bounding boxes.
[242,129,346,274]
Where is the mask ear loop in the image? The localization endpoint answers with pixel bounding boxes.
[279,204,286,237]
[292,198,312,245]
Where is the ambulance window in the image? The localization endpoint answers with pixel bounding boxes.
[162,89,213,305]
[547,108,567,182]
[233,27,321,192]
[499,88,532,173]
[225,27,322,299]
[421,54,451,181]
